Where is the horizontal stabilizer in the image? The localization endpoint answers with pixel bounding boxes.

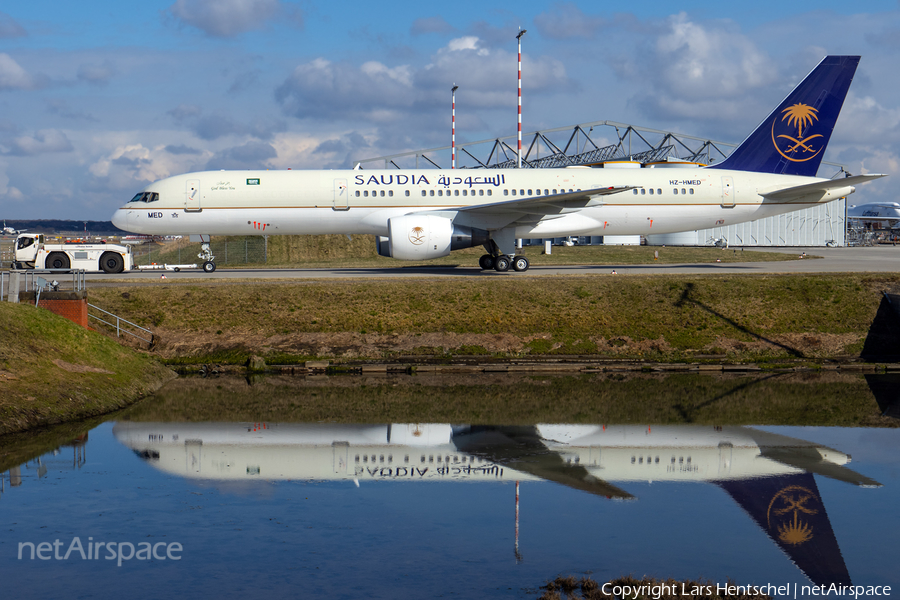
[759,447,882,487]
[762,174,886,201]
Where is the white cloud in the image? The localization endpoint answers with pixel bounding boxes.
[534,2,606,40]
[0,53,34,91]
[4,129,73,156]
[88,143,210,190]
[0,167,24,201]
[168,0,290,37]
[0,12,26,39]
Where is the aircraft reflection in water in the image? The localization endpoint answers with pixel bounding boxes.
[114,423,880,587]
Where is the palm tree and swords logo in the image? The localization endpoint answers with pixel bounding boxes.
[408,226,426,245]
[772,103,824,163]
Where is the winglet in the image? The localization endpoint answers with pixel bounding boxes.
[708,56,860,177]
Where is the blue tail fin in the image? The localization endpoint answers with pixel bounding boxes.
[708,55,859,177]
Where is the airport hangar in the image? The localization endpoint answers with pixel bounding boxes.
[358,120,852,247]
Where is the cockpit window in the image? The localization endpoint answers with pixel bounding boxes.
[128,192,159,203]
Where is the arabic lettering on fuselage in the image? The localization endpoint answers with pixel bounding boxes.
[353,174,506,188]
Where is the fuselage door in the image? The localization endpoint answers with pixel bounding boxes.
[333,178,349,211]
[333,441,349,474]
[721,176,735,208]
[185,179,201,212]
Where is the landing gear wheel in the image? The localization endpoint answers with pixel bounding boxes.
[202,261,217,273]
[479,254,495,270]
[173,267,181,272]
[494,255,511,272]
[512,256,530,272]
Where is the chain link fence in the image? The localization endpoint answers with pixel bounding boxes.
[0,239,12,269]
[133,236,268,266]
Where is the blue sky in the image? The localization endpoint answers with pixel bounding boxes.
[1,0,899,220]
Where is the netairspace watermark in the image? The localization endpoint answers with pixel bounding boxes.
[601,582,893,600]
[18,537,182,567]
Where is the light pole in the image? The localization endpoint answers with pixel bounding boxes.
[451,84,459,169]
[516,28,526,169]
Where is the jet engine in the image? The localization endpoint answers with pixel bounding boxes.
[377,215,489,260]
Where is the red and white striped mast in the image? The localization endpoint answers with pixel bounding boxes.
[451,84,459,169]
[516,28,526,169]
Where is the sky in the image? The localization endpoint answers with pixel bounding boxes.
[1,0,899,220]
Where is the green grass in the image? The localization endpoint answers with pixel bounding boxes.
[133,234,807,268]
[0,302,176,435]
[119,371,895,427]
[87,273,900,362]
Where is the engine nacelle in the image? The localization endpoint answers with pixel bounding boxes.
[382,215,489,261]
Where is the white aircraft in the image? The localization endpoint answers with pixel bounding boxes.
[113,421,878,586]
[847,202,900,231]
[112,55,884,273]
[2,220,23,236]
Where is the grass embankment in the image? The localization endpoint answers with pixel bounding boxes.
[88,273,900,364]
[120,371,893,427]
[0,302,176,435]
[134,234,805,268]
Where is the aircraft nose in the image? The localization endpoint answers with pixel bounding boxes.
[111,208,130,231]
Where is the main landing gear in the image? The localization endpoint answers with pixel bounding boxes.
[199,242,217,273]
[479,254,529,272]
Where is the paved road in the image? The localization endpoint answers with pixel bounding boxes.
[83,245,900,283]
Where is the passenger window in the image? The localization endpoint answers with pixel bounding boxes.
[454,190,459,196]
[673,189,678,195]
[681,188,686,194]
[689,189,694,195]
[544,189,549,195]
[421,190,426,196]
[504,189,509,196]
[479,189,483,196]
[520,189,524,196]
[633,189,638,195]
[388,190,393,197]
[364,190,368,197]
[657,189,662,194]
[355,191,360,197]
[649,189,654,195]
[405,190,410,196]
[430,190,434,196]
[512,189,516,196]
[641,189,646,195]
[487,190,491,196]
[380,190,385,197]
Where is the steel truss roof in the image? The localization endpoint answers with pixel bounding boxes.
[356,120,846,178]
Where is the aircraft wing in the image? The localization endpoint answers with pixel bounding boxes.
[451,426,635,500]
[422,185,637,231]
[456,185,636,216]
[762,174,886,202]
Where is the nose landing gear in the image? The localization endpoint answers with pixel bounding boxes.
[199,242,216,273]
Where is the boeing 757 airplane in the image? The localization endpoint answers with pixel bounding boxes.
[112,55,883,273]
[114,422,879,586]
